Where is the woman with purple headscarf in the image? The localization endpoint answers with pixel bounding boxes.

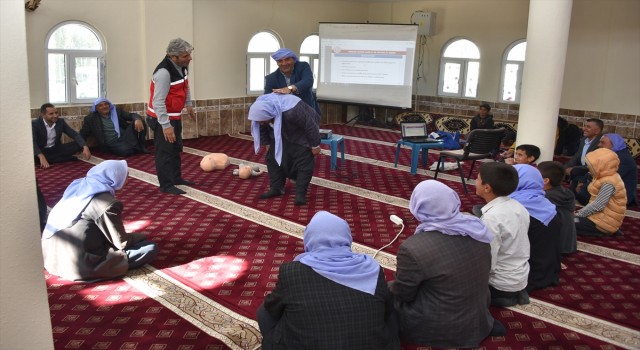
[510,164,562,291]
[264,48,321,114]
[42,160,158,282]
[389,180,504,347]
[576,133,637,207]
[257,211,399,350]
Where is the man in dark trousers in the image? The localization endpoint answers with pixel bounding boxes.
[248,93,321,206]
[32,103,91,168]
[146,38,196,195]
[80,98,149,156]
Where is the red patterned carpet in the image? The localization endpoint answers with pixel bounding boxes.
[37,126,640,349]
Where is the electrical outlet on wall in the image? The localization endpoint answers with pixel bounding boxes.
[411,11,436,36]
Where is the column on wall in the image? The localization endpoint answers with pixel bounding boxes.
[517,0,573,162]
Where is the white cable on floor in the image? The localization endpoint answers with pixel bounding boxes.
[373,215,405,259]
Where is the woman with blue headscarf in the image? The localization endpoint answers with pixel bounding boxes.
[264,48,321,114]
[42,160,158,282]
[257,211,399,350]
[510,164,562,291]
[249,93,321,206]
[390,180,504,347]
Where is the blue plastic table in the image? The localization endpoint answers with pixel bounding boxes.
[320,134,345,170]
[394,139,444,175]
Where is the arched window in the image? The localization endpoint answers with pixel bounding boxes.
[500,40,527,103]
[438,38,480,98]
[46,22,105,104]
[299,34,319,90]
[247,31,281,95]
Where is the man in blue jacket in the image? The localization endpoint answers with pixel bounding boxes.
[264,48,321,115]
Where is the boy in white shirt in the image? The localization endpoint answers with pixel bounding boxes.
[476,162,531,307]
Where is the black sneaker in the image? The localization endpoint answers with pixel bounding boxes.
[517,290,530,305]
[161,186,186,195]
[294,195,306,206]
[175,179,195,186]
[259,189,284,199]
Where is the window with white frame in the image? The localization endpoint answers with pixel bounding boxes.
[46,22,105,104]
[247,31,281,95]
[438,38,480,98]
[500,40,527,103]
[299,34,319,90]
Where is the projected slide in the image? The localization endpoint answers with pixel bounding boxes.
[317,23,418,108]
[326,40,411,85]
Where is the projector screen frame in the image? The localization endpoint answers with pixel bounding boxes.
[316,22,419,109]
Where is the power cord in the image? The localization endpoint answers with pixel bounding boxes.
[373,215,404,258]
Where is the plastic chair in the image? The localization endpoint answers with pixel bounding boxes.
[433,128,505,193]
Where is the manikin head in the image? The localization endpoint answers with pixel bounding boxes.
[200,153,230,172]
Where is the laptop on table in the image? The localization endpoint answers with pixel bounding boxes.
[400,121,440,143]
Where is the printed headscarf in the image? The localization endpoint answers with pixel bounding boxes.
[509,164,557,226]
[92,98,121,137]
[248,93,301,165]
[295,211,381,295]
[42,160,128,239]
[271,48,298,62]
[410,180,493,243]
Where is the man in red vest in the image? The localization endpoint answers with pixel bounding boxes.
[147,38,196,195]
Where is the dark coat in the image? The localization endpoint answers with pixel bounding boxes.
[80,108,144,152]
[41,193,132,282]
[565,135,602,168]
[264,60,320,114]
[545,186,577,254]
[526,216,562,291]
[470,114,495,130]
[263,262,399,350]
[32,117,86,156]
[390,230,494,348]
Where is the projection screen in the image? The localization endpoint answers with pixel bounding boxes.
[317,23,418,108]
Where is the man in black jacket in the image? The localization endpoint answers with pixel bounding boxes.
[32,103,91,168]
[80,98,149,156]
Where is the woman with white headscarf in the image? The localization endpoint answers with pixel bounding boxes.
[248,93,321,206]
[257,211,399,350]
[390,180,504,347]
[42,160,158,282]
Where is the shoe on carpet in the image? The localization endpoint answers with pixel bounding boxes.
[139,147,151,154]
[161,186,186,195]
[517,290,530,305]
[294,195,306,206]
[175,179,195,186]
[491,297,518,308]
[489,319,507,336]
[259,189,284,199]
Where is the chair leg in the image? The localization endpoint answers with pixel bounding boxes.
[467,160,477,180]
[433,156,444,179]
[394,143,401,168]
[456,160,468,194]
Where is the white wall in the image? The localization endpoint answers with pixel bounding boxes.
[0,0,55,349]
[24,0,640,113]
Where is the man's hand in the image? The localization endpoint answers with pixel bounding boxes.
[311,146,321,156]
[186,106,196,121]
[134,119,144,132]
[163,126,176,143]
[38,154,50,169]
[272,87,292,94]
[81,146,92,160]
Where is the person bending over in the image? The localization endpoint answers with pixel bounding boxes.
[248,93,321,206]
[42,160,158,282]
[390,180,505,347]
[257,211,399,350]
